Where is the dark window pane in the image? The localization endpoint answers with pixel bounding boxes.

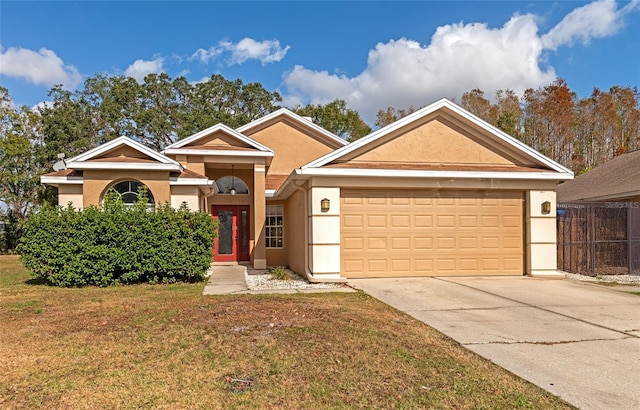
[241,210,248,254]
[218,211,233,255]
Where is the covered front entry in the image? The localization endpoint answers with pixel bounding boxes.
[212,205,250,262]
[340,189,524,278]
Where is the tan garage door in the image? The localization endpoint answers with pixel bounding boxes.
[341,189,524,277]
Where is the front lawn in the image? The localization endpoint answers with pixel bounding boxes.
[0,255,573,409]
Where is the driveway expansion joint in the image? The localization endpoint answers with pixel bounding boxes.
[463,336,632,346]
[434,277,640,339]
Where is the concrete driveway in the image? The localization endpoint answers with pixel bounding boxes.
[349,276,640,410]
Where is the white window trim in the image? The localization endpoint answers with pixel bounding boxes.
[265,205,284,249]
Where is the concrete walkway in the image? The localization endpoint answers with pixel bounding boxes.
[349,276,640,410]
[202,265,249,295]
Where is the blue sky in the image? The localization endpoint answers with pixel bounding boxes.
[1,0,639,123]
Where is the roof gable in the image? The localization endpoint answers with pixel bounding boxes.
[164,123,273,154]
[237,108,347,149]
[345,116,520,167]
[302,98,572,177]
[66,136,182,171]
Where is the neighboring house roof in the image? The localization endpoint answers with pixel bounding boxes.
[299,98,573,180]
[237,108,347,149]
[163,123,274,158]
[66,136,183,171]
[557,150,640,202]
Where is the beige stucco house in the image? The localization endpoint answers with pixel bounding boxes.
[41,99,573,281]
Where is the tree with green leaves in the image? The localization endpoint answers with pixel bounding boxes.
[0,87,56,249]
[294,99,371,142]
[375,105,421,128]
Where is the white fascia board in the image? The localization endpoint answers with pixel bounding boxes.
[297,167,574,181]
[169,178,211,185]
[68,136,182,168]
[265,189,277,198]
[164,123,274,153]
[66,161,182,171]
[237,108,348,147]
[169,178,215,186]
[40,176,84,185]
[162,148,274,157]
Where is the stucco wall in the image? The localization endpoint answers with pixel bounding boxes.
[346,118,515,166]
[58,184,83,209]
[170,186,200,210]
[285,189,306,276]
[245,121,337,176]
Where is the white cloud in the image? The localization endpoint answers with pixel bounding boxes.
[283,0,638,123]
[191,37,290,66]
[226,38,290,65]
[0,46,81,88]
[191,47,223,64]
[542,0,639,50]
[125,57,164,83]
[284,14,555,122]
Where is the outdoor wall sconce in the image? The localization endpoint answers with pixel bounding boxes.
[541,201,551,214]
[321,198,330,212]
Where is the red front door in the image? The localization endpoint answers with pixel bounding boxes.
[212,205,250,262]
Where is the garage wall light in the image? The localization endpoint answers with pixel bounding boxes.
[541,201,551,214]
[320,198,330,212]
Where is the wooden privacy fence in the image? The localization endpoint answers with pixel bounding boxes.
[557,202,640,276]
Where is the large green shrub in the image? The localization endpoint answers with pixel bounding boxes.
[18,193,216,287]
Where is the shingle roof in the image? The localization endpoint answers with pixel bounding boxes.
[41,169,81,177]
[556,150,640,202]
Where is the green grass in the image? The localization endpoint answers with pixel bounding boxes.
[0,255,574,409]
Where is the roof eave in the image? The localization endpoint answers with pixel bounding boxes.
[297,167,574,180]
[41,176,84,186]
[67,162,182,171]
[162,148,274,157]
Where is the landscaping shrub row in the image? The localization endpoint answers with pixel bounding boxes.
[18,193,216,287]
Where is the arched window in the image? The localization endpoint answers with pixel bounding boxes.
[106,180,155,209]
[216,176,249,195]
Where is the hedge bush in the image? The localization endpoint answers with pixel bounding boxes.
[18,192,217,287]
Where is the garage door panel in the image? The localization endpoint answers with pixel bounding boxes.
[367,237,387,249]
[391,237,410,249]
[368,259,387,273]
[391,215,410,227]
[341,189,523,278]
[343,237,364,250]
[414,198,434,206]
[414,237,434,250]
[437,215,455,227]
[503,215,522,227]
[367,215,387,227]
[414,215,433,227]
[343,214,363,228]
